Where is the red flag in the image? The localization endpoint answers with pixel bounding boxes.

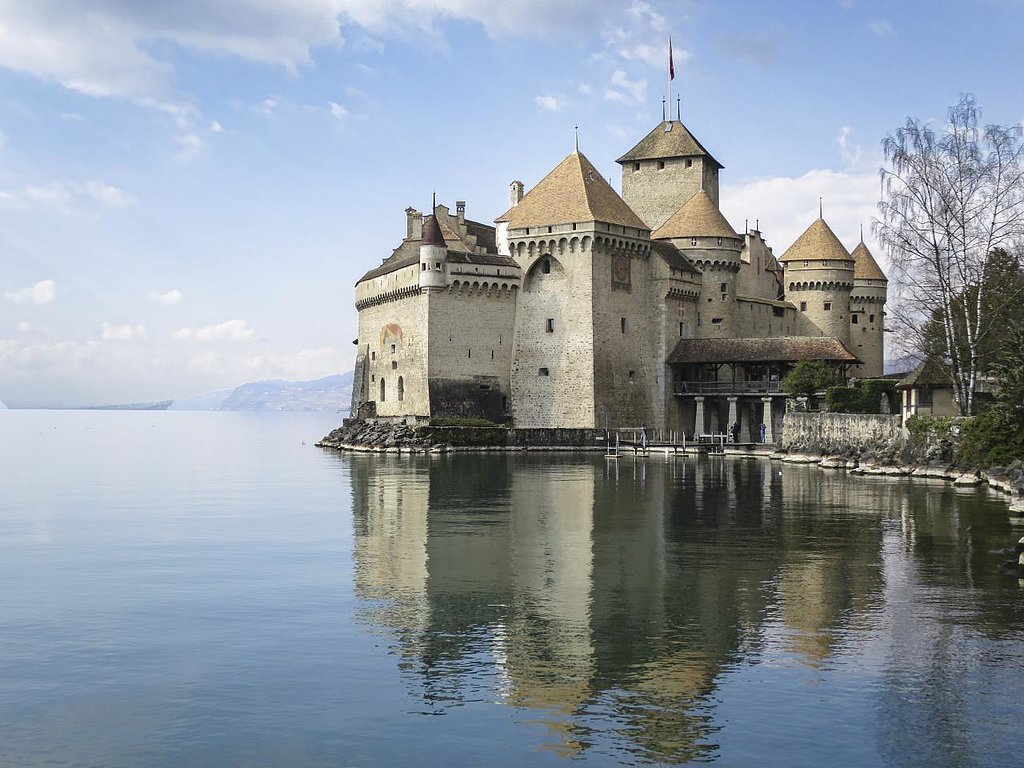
[669,37,675,80]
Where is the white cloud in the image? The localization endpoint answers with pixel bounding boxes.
[151,288,184,305]
[17,322,31,334]
[4,279,57,305]
[210,119,223,132]
[868,19,894,37]
[327,100,349,119]
[61,112,84,121]
[0,180,135,209]
[577,82,592,95]
[175,132,205,161]
[607,69,647,104]
[535,94,561,111]
[836,125,863,168]
[721,167,885,272]
[173,319,258,342]
[101,322,148,341]
[257,97,280,115]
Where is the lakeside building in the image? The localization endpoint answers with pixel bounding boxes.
[349,115,887,440]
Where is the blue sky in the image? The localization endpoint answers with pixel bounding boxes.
[1,0,1022,407]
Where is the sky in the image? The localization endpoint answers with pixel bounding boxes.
[1,0,1023,407]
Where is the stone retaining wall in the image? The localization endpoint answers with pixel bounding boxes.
[783,412,905,459]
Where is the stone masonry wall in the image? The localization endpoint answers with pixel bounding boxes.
[783,412,904,457]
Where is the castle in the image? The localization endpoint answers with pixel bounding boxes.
[349,114,887,441]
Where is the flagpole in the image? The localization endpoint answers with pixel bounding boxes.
[667,37,672,124]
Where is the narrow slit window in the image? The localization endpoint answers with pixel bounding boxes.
[538,367,549,377]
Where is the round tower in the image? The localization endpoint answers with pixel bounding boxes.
[653,189,743,337]
[849,238,887,377]
[779,217,855,347]
[418,212,448,290]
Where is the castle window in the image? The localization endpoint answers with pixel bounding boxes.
[800,301,807,311]
[628,370,636,383]
[391,361,398,369]
[421,263,427,271]
[697,313,702,326]
[657,160,665,170]
[711,317,723,324]
[546,318,554,333]
[773,306,785,317]
[379,377,386,402]
[824,302,832,311]
[479,384,491,391]
[468,349,472,358]
[852,315,859,324]
[620,317,627,333]
[869,314,875,323]
[542,259,551,274]
[491,350,495,359]
[633,161,641,172]
[371,374,375,382]
[390,344,396,354]
[572,223,577,230]
[691,238,698,246]
[547,226,552,233]
[435,263,442,270]
[371,351,376,361]
[803,261,810,267]
[720,282,727,293]
[679,322,684,337]
[397,377,404,402]
[822,260,828,266]
[686,158,693,168]
[538,367,550,377]
[717,237,723,246]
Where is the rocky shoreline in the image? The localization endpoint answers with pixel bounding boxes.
[317,420,1024,525]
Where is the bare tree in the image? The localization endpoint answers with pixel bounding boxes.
[876,95,1024,415]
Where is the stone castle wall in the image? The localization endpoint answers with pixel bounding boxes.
[357,291,430,418]
[621,155,718,230]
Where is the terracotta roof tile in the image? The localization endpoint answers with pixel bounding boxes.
[495,151,648,230]
[850,241,887,281]
[779,218,854,264]
[653,189,738,240]
[616,120,723,168]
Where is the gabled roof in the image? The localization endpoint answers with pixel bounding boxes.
[666,336,860,365]
[616,119,723,169]
[851,240,887,281]
[779,218,854,263]
[653,189,738,240]
[896,359,951,389]
[495,151,648,230]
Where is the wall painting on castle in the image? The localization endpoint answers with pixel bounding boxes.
[611,254,632,291]
[379,323,403,349]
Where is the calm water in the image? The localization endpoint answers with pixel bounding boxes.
[1,411,1022,767]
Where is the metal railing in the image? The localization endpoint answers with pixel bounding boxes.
[673,380,782,395]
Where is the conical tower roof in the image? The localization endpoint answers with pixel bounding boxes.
[616,119,722,169]
[495,151,648,230]
[851,240,887,281]
[652,189,738,240]
[421,213,445,247]
[779,218,853,264]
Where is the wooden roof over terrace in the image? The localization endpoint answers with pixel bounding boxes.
[667,336,861,365]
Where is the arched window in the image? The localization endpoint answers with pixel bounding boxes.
[379,377,386,402]
[397,376,404,402]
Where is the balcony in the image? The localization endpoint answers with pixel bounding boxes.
[673,380,783,395]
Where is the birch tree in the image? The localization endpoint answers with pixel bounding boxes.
[876,95,1024,415]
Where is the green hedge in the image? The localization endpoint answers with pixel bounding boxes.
[955,407,1024,468]
[824,380,899,413]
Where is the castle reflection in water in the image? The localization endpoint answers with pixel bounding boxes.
[346,453,1017,764]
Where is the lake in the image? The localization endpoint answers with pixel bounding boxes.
[1,410,1022,767]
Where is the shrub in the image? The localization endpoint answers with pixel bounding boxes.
[825,386,861,412]
[782,361,836,397]
[858,380,898,414]
[956,406,1024,468]
[906,413,954,439]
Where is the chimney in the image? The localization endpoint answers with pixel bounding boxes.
[406,207,422,240]
[509,180,524,208]
[455,200,466,226]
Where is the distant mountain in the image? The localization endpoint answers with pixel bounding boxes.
[83,400,173,411]
[171,372,352,412]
